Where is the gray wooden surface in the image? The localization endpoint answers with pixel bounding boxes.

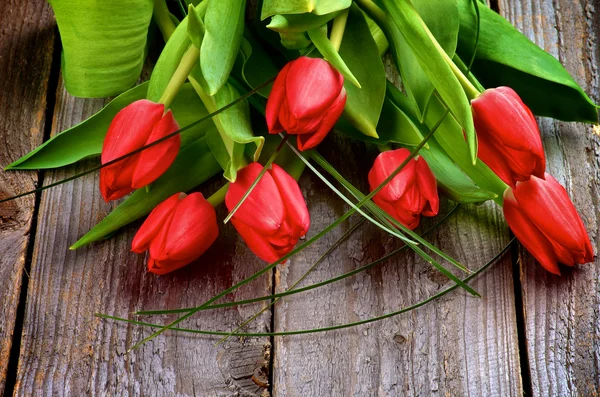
[0,0,56,391]
[498,0,600,395]
[0,0,598,396]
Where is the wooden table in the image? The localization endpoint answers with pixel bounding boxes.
[1,0,598,396]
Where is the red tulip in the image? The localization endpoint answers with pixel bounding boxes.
[100,99,180,201]
[131,192,219,275]
[225,162,310,263]
[503,173,593,275]
[368,148,439,230]
[266,56,347,151]
[472,87,545,188]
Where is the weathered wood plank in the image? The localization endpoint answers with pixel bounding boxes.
[0,0,55,392]
[498,1,600,396]
[272,133,523,396]
[13,78,273,396]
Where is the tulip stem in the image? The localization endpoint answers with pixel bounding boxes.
[330,9,350,52]
[159,45,201,109]
[206,183,229,207]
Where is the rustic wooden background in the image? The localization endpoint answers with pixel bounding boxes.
[0,0,598,396]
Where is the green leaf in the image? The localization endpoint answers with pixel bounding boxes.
[338,5,386,138]
[456,0,598,123]
[267,11,340,32]
[239,31,280,98]
[70,137,221,249]
[394,0,459,118]
[381,0,477,164]
[48,0,153,98]
[6,84,212,170]
[261,0,351,20]
[187,3,206,49]
[306,27,361,88]
[200,0,246,95]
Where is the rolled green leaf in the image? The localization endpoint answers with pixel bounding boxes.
[394,0,460,119]
[48,0,153,98]
[338,4,386,139]
[261,0,351,20]
[6,84,213,170]
[70,137,221,249]
[456,0,598,123]
[201,0,246,95]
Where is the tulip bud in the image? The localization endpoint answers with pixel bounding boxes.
[503,173,594,275]
[471,87,546,188]
[100,99,180,201]
[266,56,347,151]
[131,192,219,275]
[368,148,439,230]
[225,162,310,263]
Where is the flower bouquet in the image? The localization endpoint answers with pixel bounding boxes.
[3,0,597,376]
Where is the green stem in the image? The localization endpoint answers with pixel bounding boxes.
[329,9,350,52]
[284,155,306,181]
[153,0,176,41]
[158,45,200,109]
[206,183,229,207]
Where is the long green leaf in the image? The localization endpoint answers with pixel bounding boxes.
[381,0,477,163]
[201,0,246,95]
[70,138,221,249]
[395,0,460,118]
[49,0,153,97]
[456,0,598,123]
[338,4,386,138]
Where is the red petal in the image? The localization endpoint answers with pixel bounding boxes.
[415,156,439,216]
[225,162,285,235]
[131,111,180,188]
[232,219,281,263]
[513,174,589,254]
[368,148,416,202]
[296,89,346,150]
[269,164,310,237]
[131,193,182,253]
[161,193,219,262]
[503,188,561,274]
[101,100,164,163]
[266,62,291,134]
[285,57,344,120]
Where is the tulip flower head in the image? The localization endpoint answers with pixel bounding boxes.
[226,162,310,263]
[100,99,180,201]
[266,56,347,151]
[131,192,219,275]
[471,86,546,188]
[503,173,594,275]
[368,148,439,230]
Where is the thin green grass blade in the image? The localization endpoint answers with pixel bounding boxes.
[215,218,365,345]
[134,204,460,316]
[98,238,513,337]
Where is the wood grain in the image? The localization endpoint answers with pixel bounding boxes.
[0,0,55,391]
[272,132,523,396]
[13,79,273,397]
[498,1,600,395]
